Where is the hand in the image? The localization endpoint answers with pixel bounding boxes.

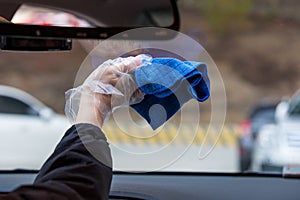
[75,56,143,128]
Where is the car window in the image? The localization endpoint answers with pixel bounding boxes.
[0,96,38,116]
[1,0,300,174]
[289,97,300,116]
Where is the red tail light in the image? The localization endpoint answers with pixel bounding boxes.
[239,120,251,138]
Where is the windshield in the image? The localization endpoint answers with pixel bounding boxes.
[1,0,300,174]
[289,91,300,116]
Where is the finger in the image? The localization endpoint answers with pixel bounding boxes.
[120,57,142,73]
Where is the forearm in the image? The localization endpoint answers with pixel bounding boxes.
[9,124,112,200]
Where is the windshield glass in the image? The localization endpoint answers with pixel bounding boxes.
[289,90,300,116]
[1,0,300,174]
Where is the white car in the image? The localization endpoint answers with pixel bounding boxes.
[0,85,70,170]
[251,90,300,171]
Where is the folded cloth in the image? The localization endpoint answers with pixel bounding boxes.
[131,57,210,130]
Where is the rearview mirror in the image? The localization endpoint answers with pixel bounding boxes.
[39,107,54,121]
[0,0,179,39]
[275,101,289,123]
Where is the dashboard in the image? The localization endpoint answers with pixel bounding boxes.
[1,171,300,200]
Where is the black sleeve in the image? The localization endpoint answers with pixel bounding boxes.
[8,123,113,200]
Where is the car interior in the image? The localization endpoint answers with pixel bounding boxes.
[0,0,300,199]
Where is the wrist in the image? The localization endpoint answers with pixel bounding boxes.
[75,93,109,128]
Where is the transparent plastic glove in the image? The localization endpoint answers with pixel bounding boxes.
[65,54,152,127]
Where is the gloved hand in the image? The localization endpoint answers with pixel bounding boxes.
[65,54,151,127]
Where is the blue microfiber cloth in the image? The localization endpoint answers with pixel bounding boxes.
[131,57,210,130]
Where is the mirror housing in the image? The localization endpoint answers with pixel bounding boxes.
[275,101,289,123]
[0,0,180,39]
[39,107,54,121]
[0,36,72,51]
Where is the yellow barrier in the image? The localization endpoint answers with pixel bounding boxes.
[103,123,239,147]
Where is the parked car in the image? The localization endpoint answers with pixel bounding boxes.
[0,85,70,170]
[251,90,300,171]
[239,101,277,171]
